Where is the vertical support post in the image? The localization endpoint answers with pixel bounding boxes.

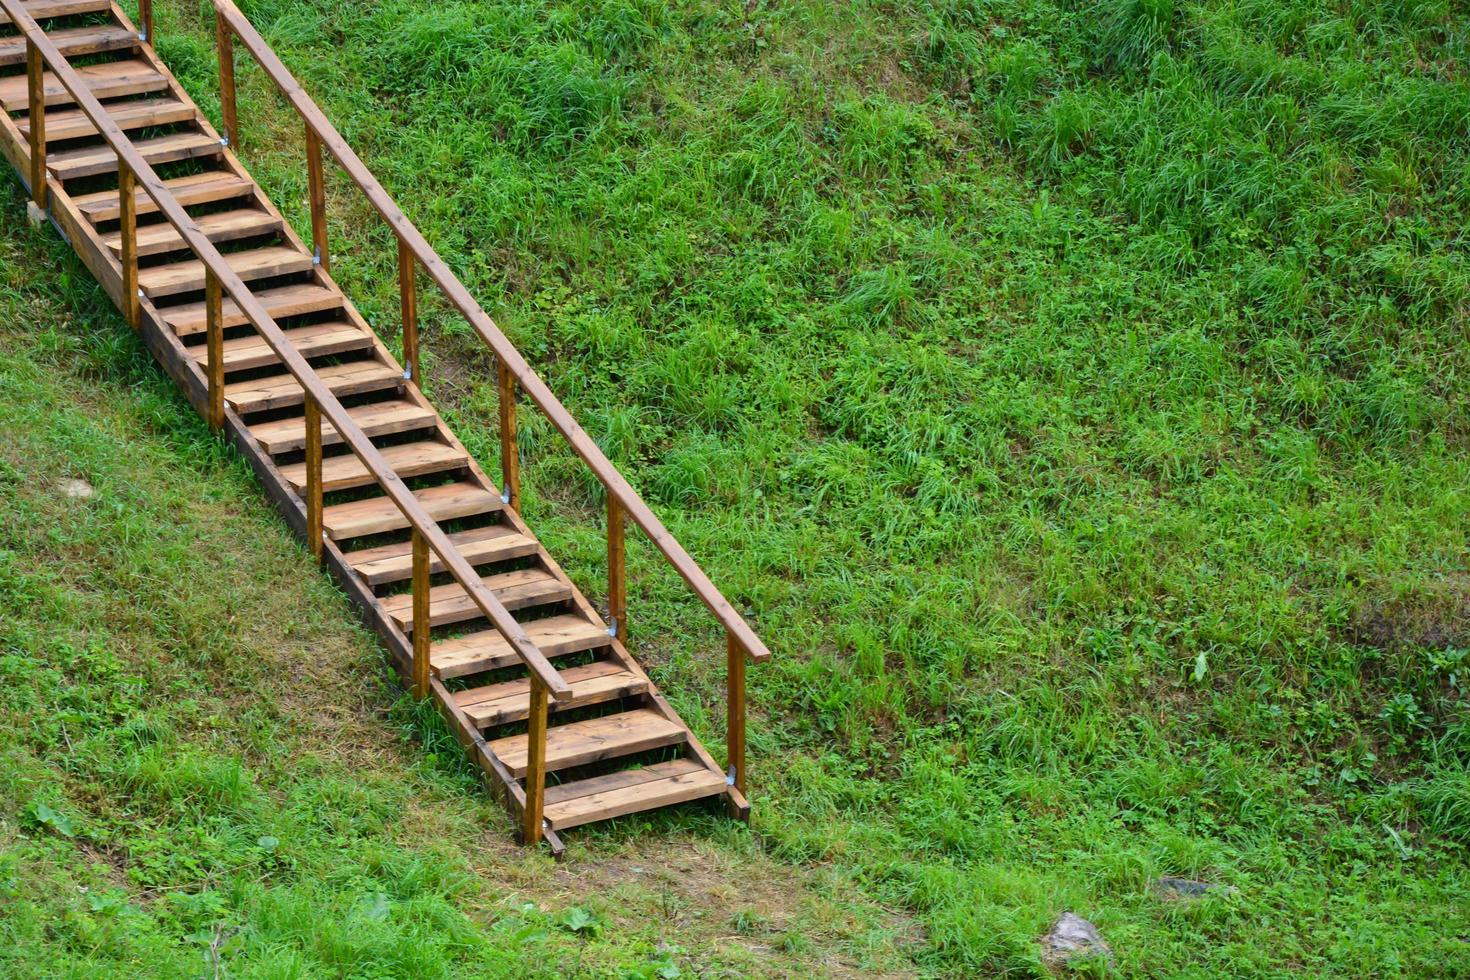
[304,396,324,559]
[607,494,626,640]
[305,125,329,273]
[497,360,520,510]
[118,161,140,330]
[205,270,225,431]
[398,236,419,382]
[215,9,237,147]
[26,40,46,213]
[522,674,548,847]
[138,0,153,43]
[411,529,431,699]
[726,631,746,795]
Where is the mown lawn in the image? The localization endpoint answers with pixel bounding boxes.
[4,0,1470,975]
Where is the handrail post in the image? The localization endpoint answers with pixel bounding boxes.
[607,495,626,640]
[118,160,140,329]
[398,235,419,382]
[25,39,45,213]
[522,674,548,846]
[497,360,520,510]
[304,395,324,559]
[727,631,746,795]
[215,8,237,146]
[305,125,329,272]
[205,269,224,430]
[411,528,431,699]
[138,0,153,43]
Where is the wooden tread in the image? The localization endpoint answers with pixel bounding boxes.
[190,320,371,372]
[489,709,687,779]
[249,397,435,455]
[139,245,313,299]
[0,24,137,67]
[103,207,281,258]
[429,613,609,679]
[542,759,727,831]
[343,522,535,585]
[19,96,197,143]
[0,1,112,26]
[381,566,572,632]
[225,360,401,414]
[321,480,500,540]
[278,438,466,495]
[165,281,343,336]
[0,58,168,112]
[455,660,647,729]
[47,130,221,180]
[74,171,254,223]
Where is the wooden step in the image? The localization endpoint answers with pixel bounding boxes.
[344,523,536,586]
[47,130,221,180]
[249,397,435,455]
[139,245,312,299]
[191,320,371,372]
[382,566,572,632]
[321,480,500,540]
[0,58,168,112]
[430,613,609,679]
[279,438,467,495]
[19,96,197,143]
[74,171,254,223]
[489,709,687,779]
[103,208,281,258]
[542,759,727,831]
[225,360,401,414]
[455,660,647,729]
[0,24,137,68]
[0,1,113,26]
[165,281,342,336]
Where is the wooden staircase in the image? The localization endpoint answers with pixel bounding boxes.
[0,0,769,856]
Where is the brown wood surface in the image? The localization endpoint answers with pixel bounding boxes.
[0,24,136,67]
[139,245,312,299]
[490,709,687,779]
[455,661,646,729]
[320,480,500,540]
[412,529,430,698]
[205,270,224,430]
[215,8,236,145]
[277,438,465,494]
[248,398,434,454]
[304,396,323,558]
[0,58,168,111]
[496,359,519,509]
[544,761,727,831]
[342,522,534,585]
[0,0,111,25]
[224,360,400,414]
[607,494,626,640]
[48,130,222,179]
[21,97,195,142]
[118,162,139,328]
[398,235,417,382]
[522,676,548,844]
[306,124,328,272]
[190,320,369,371]
[74,171,253,223]
[165,281,341,335]
[103,208,281,258]
[428,613,607,679]
[382,567,571,632]
[25,39,44,209]
[727,630,746,794]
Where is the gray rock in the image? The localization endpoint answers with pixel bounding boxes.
[1041,912,1113,970]
[57,478,94,500]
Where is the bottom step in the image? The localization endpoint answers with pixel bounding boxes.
[543,758,728,831]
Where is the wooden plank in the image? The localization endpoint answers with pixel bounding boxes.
[0,24,136,67]
[103,208,281,258]
[343,522,534,585]
[191,320,370,371]
[249,398,435,455]
[321,480,501,540]
[0,0,111,26]
[381,566,571,631]
[278,438,466,494]
[48,130,223,180]
[74,171,254,223]
[543,758,706,806]
[489,709,686,779]
[0,59,169,112]
[544,762,727,831]
[430,613,608,680]
[166,281,342,336]
[224,359,401,414]
[22,96,197,144]
[139,245,312,299]
[455,661,646,729]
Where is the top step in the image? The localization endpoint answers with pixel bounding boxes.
[0,0,112,25]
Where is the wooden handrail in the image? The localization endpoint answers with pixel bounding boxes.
[211,0,771,666]
[0,0,572,702]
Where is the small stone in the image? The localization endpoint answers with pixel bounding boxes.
[1153,876,1233,900]
[57,478,94,500]
[1041,912,1113,970]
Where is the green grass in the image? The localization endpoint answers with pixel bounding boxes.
[4,0,1470,974]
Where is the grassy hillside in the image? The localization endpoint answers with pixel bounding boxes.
[3,0,1468,974]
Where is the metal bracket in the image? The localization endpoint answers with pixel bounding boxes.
[501,489,512,505]
[726,767,737,786]
[312,246,321,266]
[607,616,619,638]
